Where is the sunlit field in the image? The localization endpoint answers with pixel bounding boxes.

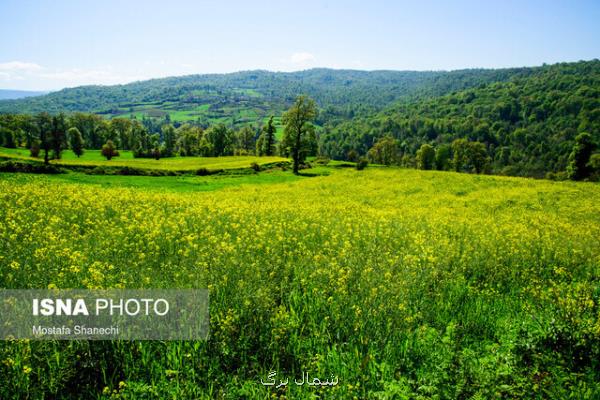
[1,167,599,398]
[0,147,288,171]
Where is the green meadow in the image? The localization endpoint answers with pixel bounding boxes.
[0,147,288,171]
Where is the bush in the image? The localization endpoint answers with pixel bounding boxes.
[86,167,107,175]
[30,143,41,158]
[313,156,330,165]
[347,149,359,163]
[356,157,368,170]
[250,162,261,172]
[101,140,119,160]
[117,166,146,176]
[0,161,63,174]
[82,166,180,176]
[546,171,569,181]
[196,168,222,176]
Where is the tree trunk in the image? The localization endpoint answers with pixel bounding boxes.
[293,130,301,174]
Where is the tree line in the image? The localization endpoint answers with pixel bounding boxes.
[0,96,322,175]
[0,111,281,160]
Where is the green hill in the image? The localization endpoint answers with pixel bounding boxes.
[321,60,600,177]
[0,67,534,126]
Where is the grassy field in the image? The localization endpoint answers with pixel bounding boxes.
[0,147,288,171]
[0,167,599,398]
[108,92,281,126]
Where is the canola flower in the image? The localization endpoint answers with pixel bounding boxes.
[0,168,599,398]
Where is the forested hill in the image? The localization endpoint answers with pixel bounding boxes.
[321,60,600,177]
[0,67,533,123]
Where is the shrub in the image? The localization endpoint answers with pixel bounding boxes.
[0,161,62,174]
[314,156,330,165]
[101,140,119,160]
[195,168,223,176]
[356,157,368,170]
[347,149,359,163]
[250,162,261,172]
[30,142,41,158]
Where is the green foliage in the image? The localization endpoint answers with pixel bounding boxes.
[346,149,359,162]
[235,125,255,154]
[416,143,435,170]
[588,153,600,180]
[2,60,598,179]
[68,127,84,158]
[367,136,399,165]
[322,60,600,178]
[356,157,368,170]
[35,112,53,164]
[434,144,451,170]
[281,96,318,174]
[29,140,40,158]
[0,160,63,174]
[451,139,490,174]
[0,127,16,148]
[50,113,67,160]
[567,132,596,180]
[257,116,277,156]
[161,124,176,157]
[0,68,529,123]
[250,161,261,172]
[101,140,119,160]
[205,124,233,156]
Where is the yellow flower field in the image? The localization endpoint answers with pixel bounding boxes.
[0,168,599,398]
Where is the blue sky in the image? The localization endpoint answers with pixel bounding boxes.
[0,0,598,90]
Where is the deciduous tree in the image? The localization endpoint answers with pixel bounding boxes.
[281,96,317,174]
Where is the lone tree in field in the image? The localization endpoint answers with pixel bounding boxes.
[101,140,119,160]
[281,96,317,174]
[68,127,85,158]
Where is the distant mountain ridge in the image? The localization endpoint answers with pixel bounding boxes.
[0,89,48,100]
[0,67,535,124]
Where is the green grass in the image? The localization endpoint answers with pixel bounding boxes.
[109,97,282,127]
[0,147,289,171]
[35,169,301,192]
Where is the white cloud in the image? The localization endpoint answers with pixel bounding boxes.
[290,52,316,64]
[0,61,43,72]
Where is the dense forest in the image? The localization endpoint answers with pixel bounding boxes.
[320,60,600,178]
[0,67,536,121]
[0,60,599,179]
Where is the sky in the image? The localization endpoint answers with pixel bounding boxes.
[0,0,599,91]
